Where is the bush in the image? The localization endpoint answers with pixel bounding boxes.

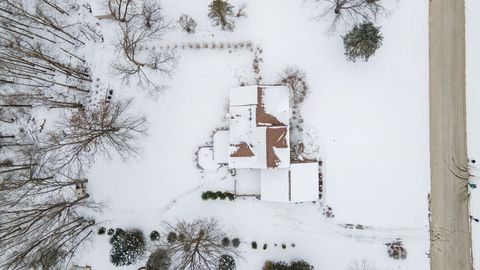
[279,66,308,105]
[289,260,314,270]
[178,14,197,33]
[98,227,106,235]
[251,241,257,249]
[107,228,115,235]
[109,229,146,266]
[146,248,171,270]
[208,0,235,31]
[281,243,286,249]
[217,191,226,199]
[232,238,240,248]
[222,237,231,246]
[263,260,313,270]
[263,243,268,250]
[225,192,235,200]
[218,254,236,270]
[167,232,177,243]
[150,230,160,241]
[343,22,383,62]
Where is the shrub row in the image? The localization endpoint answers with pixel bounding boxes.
[202,191,235,201]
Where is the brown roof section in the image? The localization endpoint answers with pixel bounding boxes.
[256,86,286,127]
[230,142,255,157]
[266,127,288,168]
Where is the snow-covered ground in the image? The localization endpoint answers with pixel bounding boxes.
[75,0,430,269]
[466,0,480,268]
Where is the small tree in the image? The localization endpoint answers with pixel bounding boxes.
[109,229,146,266]
[279,67,308,105]
[218,254,236,270]
[343,22,383,62]
[178,14,197,33]
[208,0,235,31]
[146,248,171,270]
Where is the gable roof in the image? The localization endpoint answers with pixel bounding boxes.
[228,85,290,169]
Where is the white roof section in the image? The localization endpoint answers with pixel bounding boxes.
[290,162,319,202]
[260,169,290,202]
[230,86,258,106]
[260,162,319,202]
[213,130,229,164]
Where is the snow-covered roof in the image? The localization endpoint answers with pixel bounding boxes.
[260,169,290,202]
[289,162,319,202]
[228,85,290,169]
[260,162,319,202]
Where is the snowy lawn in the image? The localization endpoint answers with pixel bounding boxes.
[76,0,430,269]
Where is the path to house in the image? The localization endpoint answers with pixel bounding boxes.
[429,0,473,269]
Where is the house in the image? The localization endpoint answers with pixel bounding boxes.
[210,85,320,203]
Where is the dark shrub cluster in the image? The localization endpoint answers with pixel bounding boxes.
[201,191,235,200]
[263,260,314,270]
[150,230,160,241]
[109,229,146,266]
[98,227,106,235]
[218,254,236,270]
[146,248,171,270]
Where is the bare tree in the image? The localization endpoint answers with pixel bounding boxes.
[112,17,175,94]
[108,0,136,22]
[163,218,240,270]
[36,99,147,172]
[0,193,98,270]
[318,0,385,31]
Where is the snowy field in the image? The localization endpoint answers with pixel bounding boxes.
[466,0,480,268]
[75,0,430,269]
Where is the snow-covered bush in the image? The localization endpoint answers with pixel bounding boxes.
[178,14,197,33]
[218,254,236,270]
[208,0,235,31]
[222,237,231,246]
[146,248,171,270]
[343,22,383,62]
[231,238,240,248]
[150,230,160,241]
[109,229,146,266]
[167,232,177,243]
